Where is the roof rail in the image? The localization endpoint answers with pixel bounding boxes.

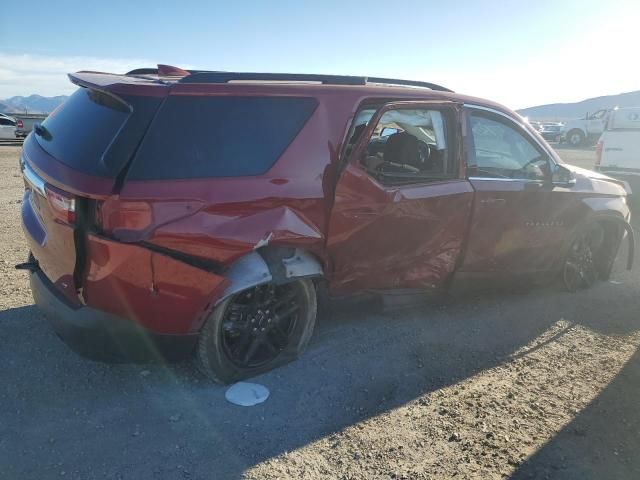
[365,76,452,92]
[180,71,452,92]
[124,67,453,92]
[180,71,366,86]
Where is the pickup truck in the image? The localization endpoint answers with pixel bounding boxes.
[13,113,48,139]
[561,109,610,146]
[596,106,640,207]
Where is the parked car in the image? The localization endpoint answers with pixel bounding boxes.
[596,106,640,208]
[18,65,634,383]
[14,113,49,139]
[0,113,17,140]
[561,109,610,146]
[538,122,564,142]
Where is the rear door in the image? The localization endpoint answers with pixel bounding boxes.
[600,109,640,171]
[327,101,474,293]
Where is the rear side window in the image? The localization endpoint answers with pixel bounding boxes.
[127,96,317,180]
[35,88,131,175]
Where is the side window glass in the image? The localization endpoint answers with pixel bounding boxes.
[0,118,13,126]
[468,113,549,181]
[342,108,377,161]
[360,108,451,184]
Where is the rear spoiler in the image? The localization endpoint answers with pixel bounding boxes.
[68,71,170,97]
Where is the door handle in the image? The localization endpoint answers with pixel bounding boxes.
[480,197,506,205]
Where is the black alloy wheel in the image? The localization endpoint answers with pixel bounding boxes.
[196,278,317,384]
[221,283,302,368]
[563,229,599,291]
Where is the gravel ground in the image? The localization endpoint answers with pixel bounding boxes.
[1,142,639,479]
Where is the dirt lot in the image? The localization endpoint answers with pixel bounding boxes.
[1,142,639,479]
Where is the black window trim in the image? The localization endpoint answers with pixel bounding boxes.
[464,104,556,183]
[349,102,459,187]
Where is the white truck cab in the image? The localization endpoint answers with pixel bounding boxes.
[596,106,640,206]
[562,109,610,146]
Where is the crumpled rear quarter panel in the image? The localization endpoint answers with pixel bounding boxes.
[82,234,228,334]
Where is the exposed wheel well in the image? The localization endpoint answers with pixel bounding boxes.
[566,216,628,281]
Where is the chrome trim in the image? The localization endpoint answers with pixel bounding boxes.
[20,156,46,197]
[468,176,545,183]
[463,103,559,167]
[598,170,640,178]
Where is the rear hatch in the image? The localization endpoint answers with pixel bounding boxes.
[21,73,167,304]
[599,108,640,172]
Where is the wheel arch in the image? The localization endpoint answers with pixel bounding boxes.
[562,212,634,274]
[214,247,324,307]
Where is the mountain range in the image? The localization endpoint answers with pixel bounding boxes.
[2,89,640,121]
[1,95,69,114]
[517,90,640,121]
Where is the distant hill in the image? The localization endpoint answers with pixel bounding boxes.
[1,95,68,114]
[517,90,640,121]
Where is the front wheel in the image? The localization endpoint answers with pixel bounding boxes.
[566,129,585,147]
[562,224,605,291]
[196,279,317,384]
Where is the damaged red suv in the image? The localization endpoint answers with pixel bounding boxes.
[19,65,634,383]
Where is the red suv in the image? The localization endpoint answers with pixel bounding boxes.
[19,65,634,383]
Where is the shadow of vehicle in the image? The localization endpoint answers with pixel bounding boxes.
[2,256,639,480]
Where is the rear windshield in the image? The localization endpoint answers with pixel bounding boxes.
[126,96,317,180]
[35,88,131,176]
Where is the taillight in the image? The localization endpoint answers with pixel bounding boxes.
[95,200,153,234]
[16,120,23,128]
[595,139,603,166]
[45,184,76,224]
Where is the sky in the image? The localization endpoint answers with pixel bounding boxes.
[0,0,638,110]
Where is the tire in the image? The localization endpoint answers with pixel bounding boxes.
[196,278,317,384]
[561,223,607,292]
[566,129,585,147]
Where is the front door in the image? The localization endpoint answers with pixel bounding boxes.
[327,101,474,294]
[460,106,574,275]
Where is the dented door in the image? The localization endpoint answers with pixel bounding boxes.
[327,101,474,293]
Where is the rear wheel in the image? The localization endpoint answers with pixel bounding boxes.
[197,279,317,384]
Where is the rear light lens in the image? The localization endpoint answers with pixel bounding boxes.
[96,200,153,234]
[16,120,23,128]
[595,139,603,166]
[44,184,76,224]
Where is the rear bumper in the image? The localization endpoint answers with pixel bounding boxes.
[30,269,198,363]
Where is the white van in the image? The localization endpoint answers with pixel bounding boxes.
[596,107,640,205]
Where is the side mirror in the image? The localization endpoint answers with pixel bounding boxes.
[552,164,576,187]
